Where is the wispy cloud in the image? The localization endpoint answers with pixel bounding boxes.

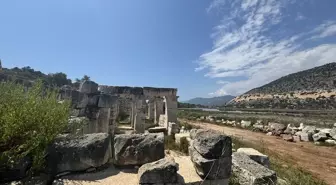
[197,0,336,96]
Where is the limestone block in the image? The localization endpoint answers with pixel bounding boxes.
[46,133,111,174]
[168,122,179,136]
[192,129,232,159]
[96,108,111,133]
[113,133,164,166]
[189,146,232,180]
[98,94,118,108]
[87,95,99,106]
[134,113,145,133]
[298,132,313,142]
[148,127,167,134]
[232,152,277,185]
[237,148,270,168]
[138,157,179,184]
[75,93,88,108]
[79,80,98,94]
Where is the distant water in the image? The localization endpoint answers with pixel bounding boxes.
[181,108,220,112]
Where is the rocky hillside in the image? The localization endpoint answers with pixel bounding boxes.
[228,63,336,109]
[184,95,235,106]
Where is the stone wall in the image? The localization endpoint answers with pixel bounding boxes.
[60,81,178,135]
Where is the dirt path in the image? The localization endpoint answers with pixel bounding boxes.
[185,120,336,185]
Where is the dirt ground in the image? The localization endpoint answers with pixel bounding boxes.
[187,120,336,185]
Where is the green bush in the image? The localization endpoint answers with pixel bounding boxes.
[0,81,70,169]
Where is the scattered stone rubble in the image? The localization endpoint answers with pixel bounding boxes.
[195,115,336,146]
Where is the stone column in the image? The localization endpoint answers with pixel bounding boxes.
[154,99,164,125]
[164,96,178,129]
[147,101,154,120]
[134,99,145,133]
[97,108,111,133]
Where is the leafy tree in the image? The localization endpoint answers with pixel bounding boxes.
[46,72,71,87]
[81,75,90,81]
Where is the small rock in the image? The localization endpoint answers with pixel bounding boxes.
[241,120,252,128]
[293,135,301,142]
[266,132,273,136]
[253,124,264,132]
[314,142,321,145]
[313,132,328,142]
[268,122,286,135]
[281,134,294,142]
[330,128,336,140]
[325,139,336,145]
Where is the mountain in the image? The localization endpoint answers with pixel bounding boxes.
[228,63,336,109]
[184,95,235,106]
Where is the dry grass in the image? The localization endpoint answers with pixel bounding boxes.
[231,137,328,185]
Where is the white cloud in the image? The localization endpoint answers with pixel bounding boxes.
[311,21,336,39]
[197,0,336,96]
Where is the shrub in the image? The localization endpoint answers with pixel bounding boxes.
[0,81,70,169]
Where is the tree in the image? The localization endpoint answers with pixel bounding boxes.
[46,72,71,87]
[81,75,90,81]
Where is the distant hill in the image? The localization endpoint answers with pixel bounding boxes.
[228,63,336,109]
[184,95,235,106]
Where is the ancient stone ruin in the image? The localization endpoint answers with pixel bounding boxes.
[58,80,178,136]
[2,81,280,185]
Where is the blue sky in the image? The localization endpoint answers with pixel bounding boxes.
[1,0,336,101]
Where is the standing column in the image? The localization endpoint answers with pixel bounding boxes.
[164,96,178,128]
[134,99,145,133]
[148,101,154,120]
[154,99,164,125]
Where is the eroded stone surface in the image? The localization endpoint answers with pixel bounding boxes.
[113,133,164,166]
[47,133,111,174]
[189,146,232,180]
[192,129,232,159]
[237,148,270,168]
[232,152,277,185]
[138,157,179,184]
